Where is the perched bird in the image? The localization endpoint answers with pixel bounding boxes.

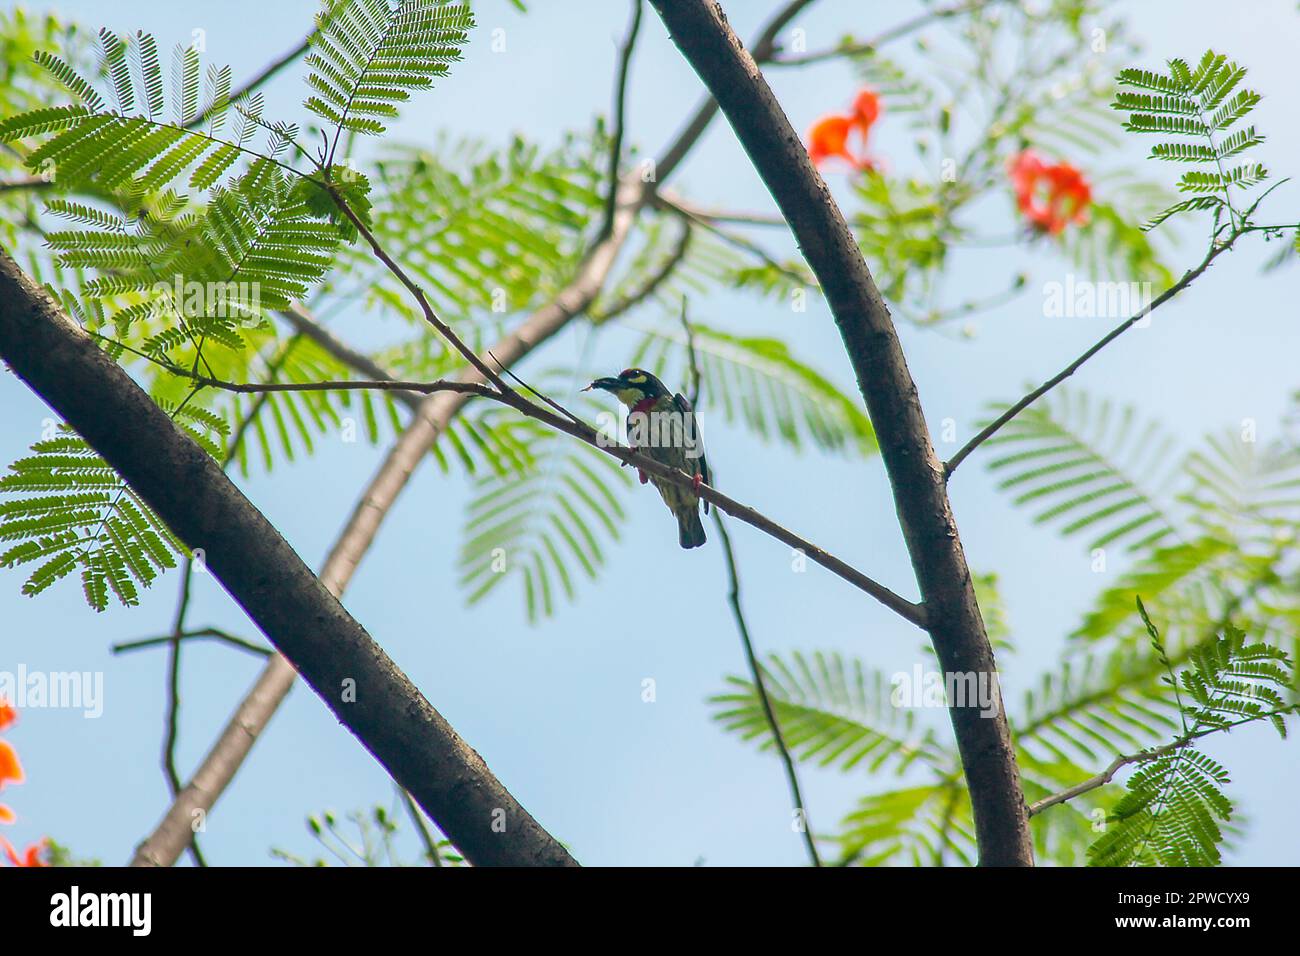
[584,368,711,549]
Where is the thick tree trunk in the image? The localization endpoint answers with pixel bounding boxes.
[647,0,1033,865]
[0,248,576,867]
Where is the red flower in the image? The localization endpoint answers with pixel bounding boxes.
[852,89,881,128]
[0,700,24,824]
[808,88,881,171]
[808,114,859,168]
[1008,150,1092,234]
[0,835,48,867]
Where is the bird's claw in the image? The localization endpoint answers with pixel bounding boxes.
[638,468,648,485]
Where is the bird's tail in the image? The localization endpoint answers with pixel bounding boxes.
[677,508,707,549]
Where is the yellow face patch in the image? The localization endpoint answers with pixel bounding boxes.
[626,373,647,384]
[615,387,644,406]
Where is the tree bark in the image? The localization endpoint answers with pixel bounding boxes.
[0,248,576,867]
[647,0,1033,866]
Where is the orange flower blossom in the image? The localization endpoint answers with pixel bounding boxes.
[0,835,48,867]
[0,700,22,825]
[1008,149,1092,234]
[808,88,882,171]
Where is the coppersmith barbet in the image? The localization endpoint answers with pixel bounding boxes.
[584,368,711,549]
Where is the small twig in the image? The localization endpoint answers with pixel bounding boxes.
[768,0,1012,67]
[113,628,274,658]
[270,176,927,625]
[657,192,815,289]
[590,219,692,322]
[188,26,318,131]
[487,351,587,429]
[322,181,513,394]
[944,236,1239,477]
[598,0,643,242]
[679,301,821,866]
[1027,705,1300,817]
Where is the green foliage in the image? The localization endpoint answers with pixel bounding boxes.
[1087,605,1294,866]
[459,393,632,622]
[304,0,472,139]
[710,651,946,775]
[981,386,1300,655]
[0,33,294,197]
[1015,644,1181,767]
[271,804,464,867]
[978,388,1180,552]
[340,135,604,324]
[1113,51,1267,230]
[0,426,204,610]
[834,784,976,867]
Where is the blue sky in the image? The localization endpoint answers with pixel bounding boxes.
[1,0,1298,866]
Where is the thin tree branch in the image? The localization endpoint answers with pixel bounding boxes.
[150,362,928,626]
[767,0,1012,67]
[944,237,1239,477]
[590,218,693,322]
[656,195,787,227]
[189,27,319,131]
[113,628,274,658]
[649,0,1033,865]
[598,0,643,242]
[1027,706,1299,817]
[278,302,423,413]
[126,0,828,868]
[658,191,814,288]
[679,299,821,866]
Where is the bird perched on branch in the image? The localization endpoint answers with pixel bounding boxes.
[584,368,711,549]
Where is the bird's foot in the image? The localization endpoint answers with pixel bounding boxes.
[638,468,648,485]
[692,472,703,494]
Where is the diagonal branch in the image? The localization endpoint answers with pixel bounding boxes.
[152,363,927,625]
[0,247,576,867]
[944,238,1239,478]
[648,0,1033,865]
[126,0,829,869]
[1027,705,1299,817]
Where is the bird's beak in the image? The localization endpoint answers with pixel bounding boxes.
[583,377,622,393]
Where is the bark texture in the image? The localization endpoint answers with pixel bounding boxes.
[0,249,576,867]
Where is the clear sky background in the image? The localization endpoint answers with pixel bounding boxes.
[1,0,1297,866]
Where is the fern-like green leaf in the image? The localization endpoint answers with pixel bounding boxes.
[978,389,1180,552]
[459,396,632,622]
[709,650,946,774]
[305,0,472,139]
[0,430,186,610]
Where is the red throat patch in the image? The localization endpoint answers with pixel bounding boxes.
[630,395,657,416]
